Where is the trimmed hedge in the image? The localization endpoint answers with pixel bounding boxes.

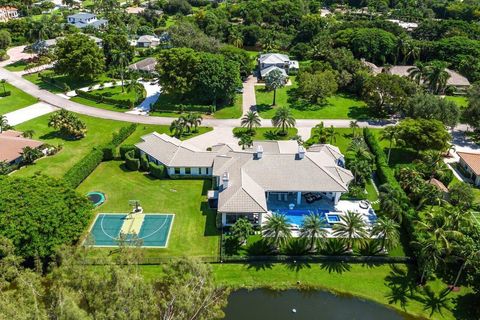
[152,103,215,114]
[0,90,11,97]
[363,128,419,258]
[75,89,138,108]
[120,145,136,160]
[64,148,103,187]
[125,150,140,171]
[149,161,165,178]
[111,123,137,146]
[102,144,115,161]
[140,153,149,171]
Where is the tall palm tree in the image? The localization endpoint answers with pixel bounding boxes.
[333,211,368,252]
[186,113,202,133]
[241,111,261,133]
[408,62,427,85]
[326,125,337,144]
[262,212,292,250]
[300,213,328,251]
[313,122,328,143]
[0,115,9,133]
[228,27,243,48]
[349,120,359,137]
[271,106,295,136]
[238,134,253,150]
[414,238,443,285]
[380,126,399,165]
[450,247,480,290]
[424,61,451,95]
[113,51,129,92]
[371,217,400,253]
[126,74,144,105]
[169,119,185,138]
[264,68,286,106]
[379,184,405,223]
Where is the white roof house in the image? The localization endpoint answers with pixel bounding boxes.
[0,6,19,22]
[362,60,471,88]
[135,134,354,226]
[137,35,160,48]
[258,53,299,79]
[67,12,107,29]
[260,66,287,78]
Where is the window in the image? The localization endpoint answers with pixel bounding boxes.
[174,168,180,174]
[185,167,191,175]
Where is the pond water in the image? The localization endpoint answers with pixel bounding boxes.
[223,289,413,320]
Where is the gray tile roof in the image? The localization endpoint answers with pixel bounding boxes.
[260,66,287,78]
[259,53,290,65]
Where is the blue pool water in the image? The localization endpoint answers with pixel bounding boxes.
[278,209,330,227]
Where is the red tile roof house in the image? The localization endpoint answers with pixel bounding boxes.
[457,152,480,186]
[0,130,44,165]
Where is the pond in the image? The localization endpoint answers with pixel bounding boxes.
[223,289,414,320]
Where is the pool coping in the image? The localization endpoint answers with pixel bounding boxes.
[85,212,175,248]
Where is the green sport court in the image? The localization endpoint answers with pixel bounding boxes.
[88,213,174,248]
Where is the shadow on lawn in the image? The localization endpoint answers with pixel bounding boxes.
[319,261,352,274]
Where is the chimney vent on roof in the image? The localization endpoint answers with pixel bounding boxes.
[222,172,230,189]
[256,145,263,159]
[298,146,305,159]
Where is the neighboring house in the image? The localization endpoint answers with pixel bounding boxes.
[34,35,102,52]
[137,35,160,48]
[362,60,471,90]
[128,57,157,74]
[258,53,299,80]
[387,19,418,31]
[0,130,44,164]
[136,133,354,226]
[457,152,480,186]
[0,6,19,22]
[428,177,449,197]
[67,12,107,29]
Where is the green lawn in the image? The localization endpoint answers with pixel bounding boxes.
[255,77,371,119]
[233,127,298,140]
[4,59,29,71]
[70,85,146,112]
[308,127,384,154]
[445,96,468,108]
[77,161,220,258]
[122,124,213,145]
[0,82,38,115]
[150,94,243,119]
[23,70,112,93]
[13,114,211,178]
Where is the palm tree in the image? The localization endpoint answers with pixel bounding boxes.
[424,61,451,95]
[408,62,427,85]
[326,125,337,144]
[0,79,6,95]
[313,122,328,143]
[379,184,405,223]
[169,119,185,138]
[370,217,400,253]
[380,126,399,165]
[450,247,480,290]
[186,113,202,133]
[241,111,261,133]
[271,106,295,136]
[0,115,9,133]
[332,211,368,252]
[228,27,243,48]
[264,68,286,106]
[20,146,43,165]
[300,213,328,251]
[262,212,292,250]
[113,51,129,92]
[415,239,443,285]
[238,134,253,150]
[349,120,359,137]
[126,74,144,105]
[22,130,35,139]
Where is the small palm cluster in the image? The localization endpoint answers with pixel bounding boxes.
[169,113,202,138]
[259,211,399,255]
[48,109,87,139]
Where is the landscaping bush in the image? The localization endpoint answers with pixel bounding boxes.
[149,161,166,178]
[120,145,136,160]
[75,89,135,108]
[152,103,214,114]
[64,148,103,188]
[125,150,140,171]
[0,90,11,97]
[102,144,116,161]
[140,153,149,171]
[111,124,137,146]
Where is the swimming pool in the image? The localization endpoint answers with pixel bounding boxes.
[278,209,330,227]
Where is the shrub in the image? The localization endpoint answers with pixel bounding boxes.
[0,90,11,97]
[64,148,103,187]
[140,153,149,171]
[75,89,137,108]
[125,149,140,171]
[149,161,165,178]
[111,124,137,146]
[102,144,116,161]
[151,103,213,114]
[120,145,136,160]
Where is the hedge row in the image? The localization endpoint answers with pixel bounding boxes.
[125,150,140,171]
[63,125,138,187]
[75,89,137,108]
[120,145,137,160]
[64,148,103,187]
[149,161,166,178]
[363,128,419,258]
[152,103,215,114]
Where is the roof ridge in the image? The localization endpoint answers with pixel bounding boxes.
[240,170,268,211]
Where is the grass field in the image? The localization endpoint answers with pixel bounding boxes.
[70,85,146,112]
[255,77,370,119]
[445,96,468,108]
[150,94,243,119]
[4,60,29,72]
[233,127,298,140]
[77,161,220,257]
[13,114,211,178]
[0,82,37,115]
[23,71,112,93]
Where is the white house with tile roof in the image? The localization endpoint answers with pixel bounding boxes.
[258,53,299,80]
[135,134,354,226]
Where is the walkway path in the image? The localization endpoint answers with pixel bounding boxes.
[0,46,34,67]
[4,102,59,126]
[242,76,257,114]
